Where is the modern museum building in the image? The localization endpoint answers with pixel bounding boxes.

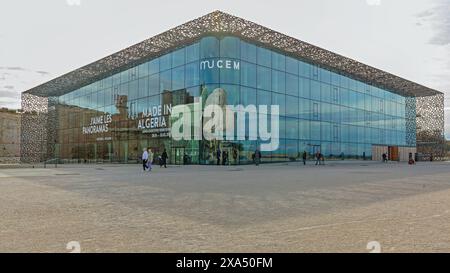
[21,11,445,165]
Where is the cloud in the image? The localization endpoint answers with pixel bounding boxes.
[416,10,435,18]
[416,0,450,45]
[416,1,450,139]
[0,66,26,71]
[0,96,18,103]
[0,66,33,72]
[0,86,21,109]
[0,67,53,109]
[0,96,20,107]
[36,71,50,75]
[0,90,18,98]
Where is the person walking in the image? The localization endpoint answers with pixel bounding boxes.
[158,155,163,167]
[408,153,415,165]
[147,148,154,172]
[232,148,238,165]
[254,149,261,166]
[302,151,307,165]
[382,153,387,163]
[161,149,168,168]
[222,151,228,166]
[216,148,221,166]
[142,148,149,172]
[315,151,321,166]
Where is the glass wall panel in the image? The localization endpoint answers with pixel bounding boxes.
[55,35,412,164]
[220,36,240,58]
[241,62,257,88]
[299,78,310,99]
[186,43,200,63]
[257,66,271,90]
[200,61,220,84]
[172,66,185,90]
[286,118,299,139]
[286,96,299,118]
[299,98,310,120]
[241,87,257,106]
[138,78,148,98]
[299,61,311,78]
[272,93,286,116]
[160,53,172,71]
[286,74,299,97]
[257,89,272,106]
[311,80,320,101]
[201,37,220,58]
[241,41,257,63]
[272,52,286,71]
[172,48,185,68]
[220,65,240,84]
[160,70,172,92]
[149,58,159,75]
[299,120,310,140]
[272,70,285,93]
[185,62,199,87]
[257,47,271,67]
[149,74,159,96]
[286,57,299,75]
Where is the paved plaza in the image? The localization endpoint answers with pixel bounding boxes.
[1,161,450,252]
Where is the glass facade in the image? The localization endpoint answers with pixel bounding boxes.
[55,35,414,164]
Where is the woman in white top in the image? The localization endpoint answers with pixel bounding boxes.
[147,149,154,171]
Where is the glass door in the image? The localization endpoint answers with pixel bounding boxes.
[171,147,185,165]
[309,144,321,159]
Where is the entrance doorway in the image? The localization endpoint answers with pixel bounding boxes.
[171,147,186,165]
[309,144,321,158]
[220,142,237,165]
[388,146,399,161]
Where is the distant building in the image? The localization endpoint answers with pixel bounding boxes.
[0,108,21,163]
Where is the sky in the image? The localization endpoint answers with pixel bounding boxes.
[0,0,449,137]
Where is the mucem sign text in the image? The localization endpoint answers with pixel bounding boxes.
[200,59,240,71]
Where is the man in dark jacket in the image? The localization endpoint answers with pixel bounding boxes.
[161,149,168,168]
[216,148,221,166]
[302,151,307,165]
[382,153,387,163]
[315,151,321,165]
[222,151,228,165]
[254,149,262,166]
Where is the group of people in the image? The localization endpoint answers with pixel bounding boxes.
[142,147,329,168]
[252,150,325,166]
[142,148,168,172]
[217,147,262,166]
[383,152,417,165]
[300,150,325,166]
[314,151,325,165]
[215,148,239,166]
[141,148,428,168]
[216,148,228,165]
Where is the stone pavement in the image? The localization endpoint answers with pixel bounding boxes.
[1,161,450,252]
